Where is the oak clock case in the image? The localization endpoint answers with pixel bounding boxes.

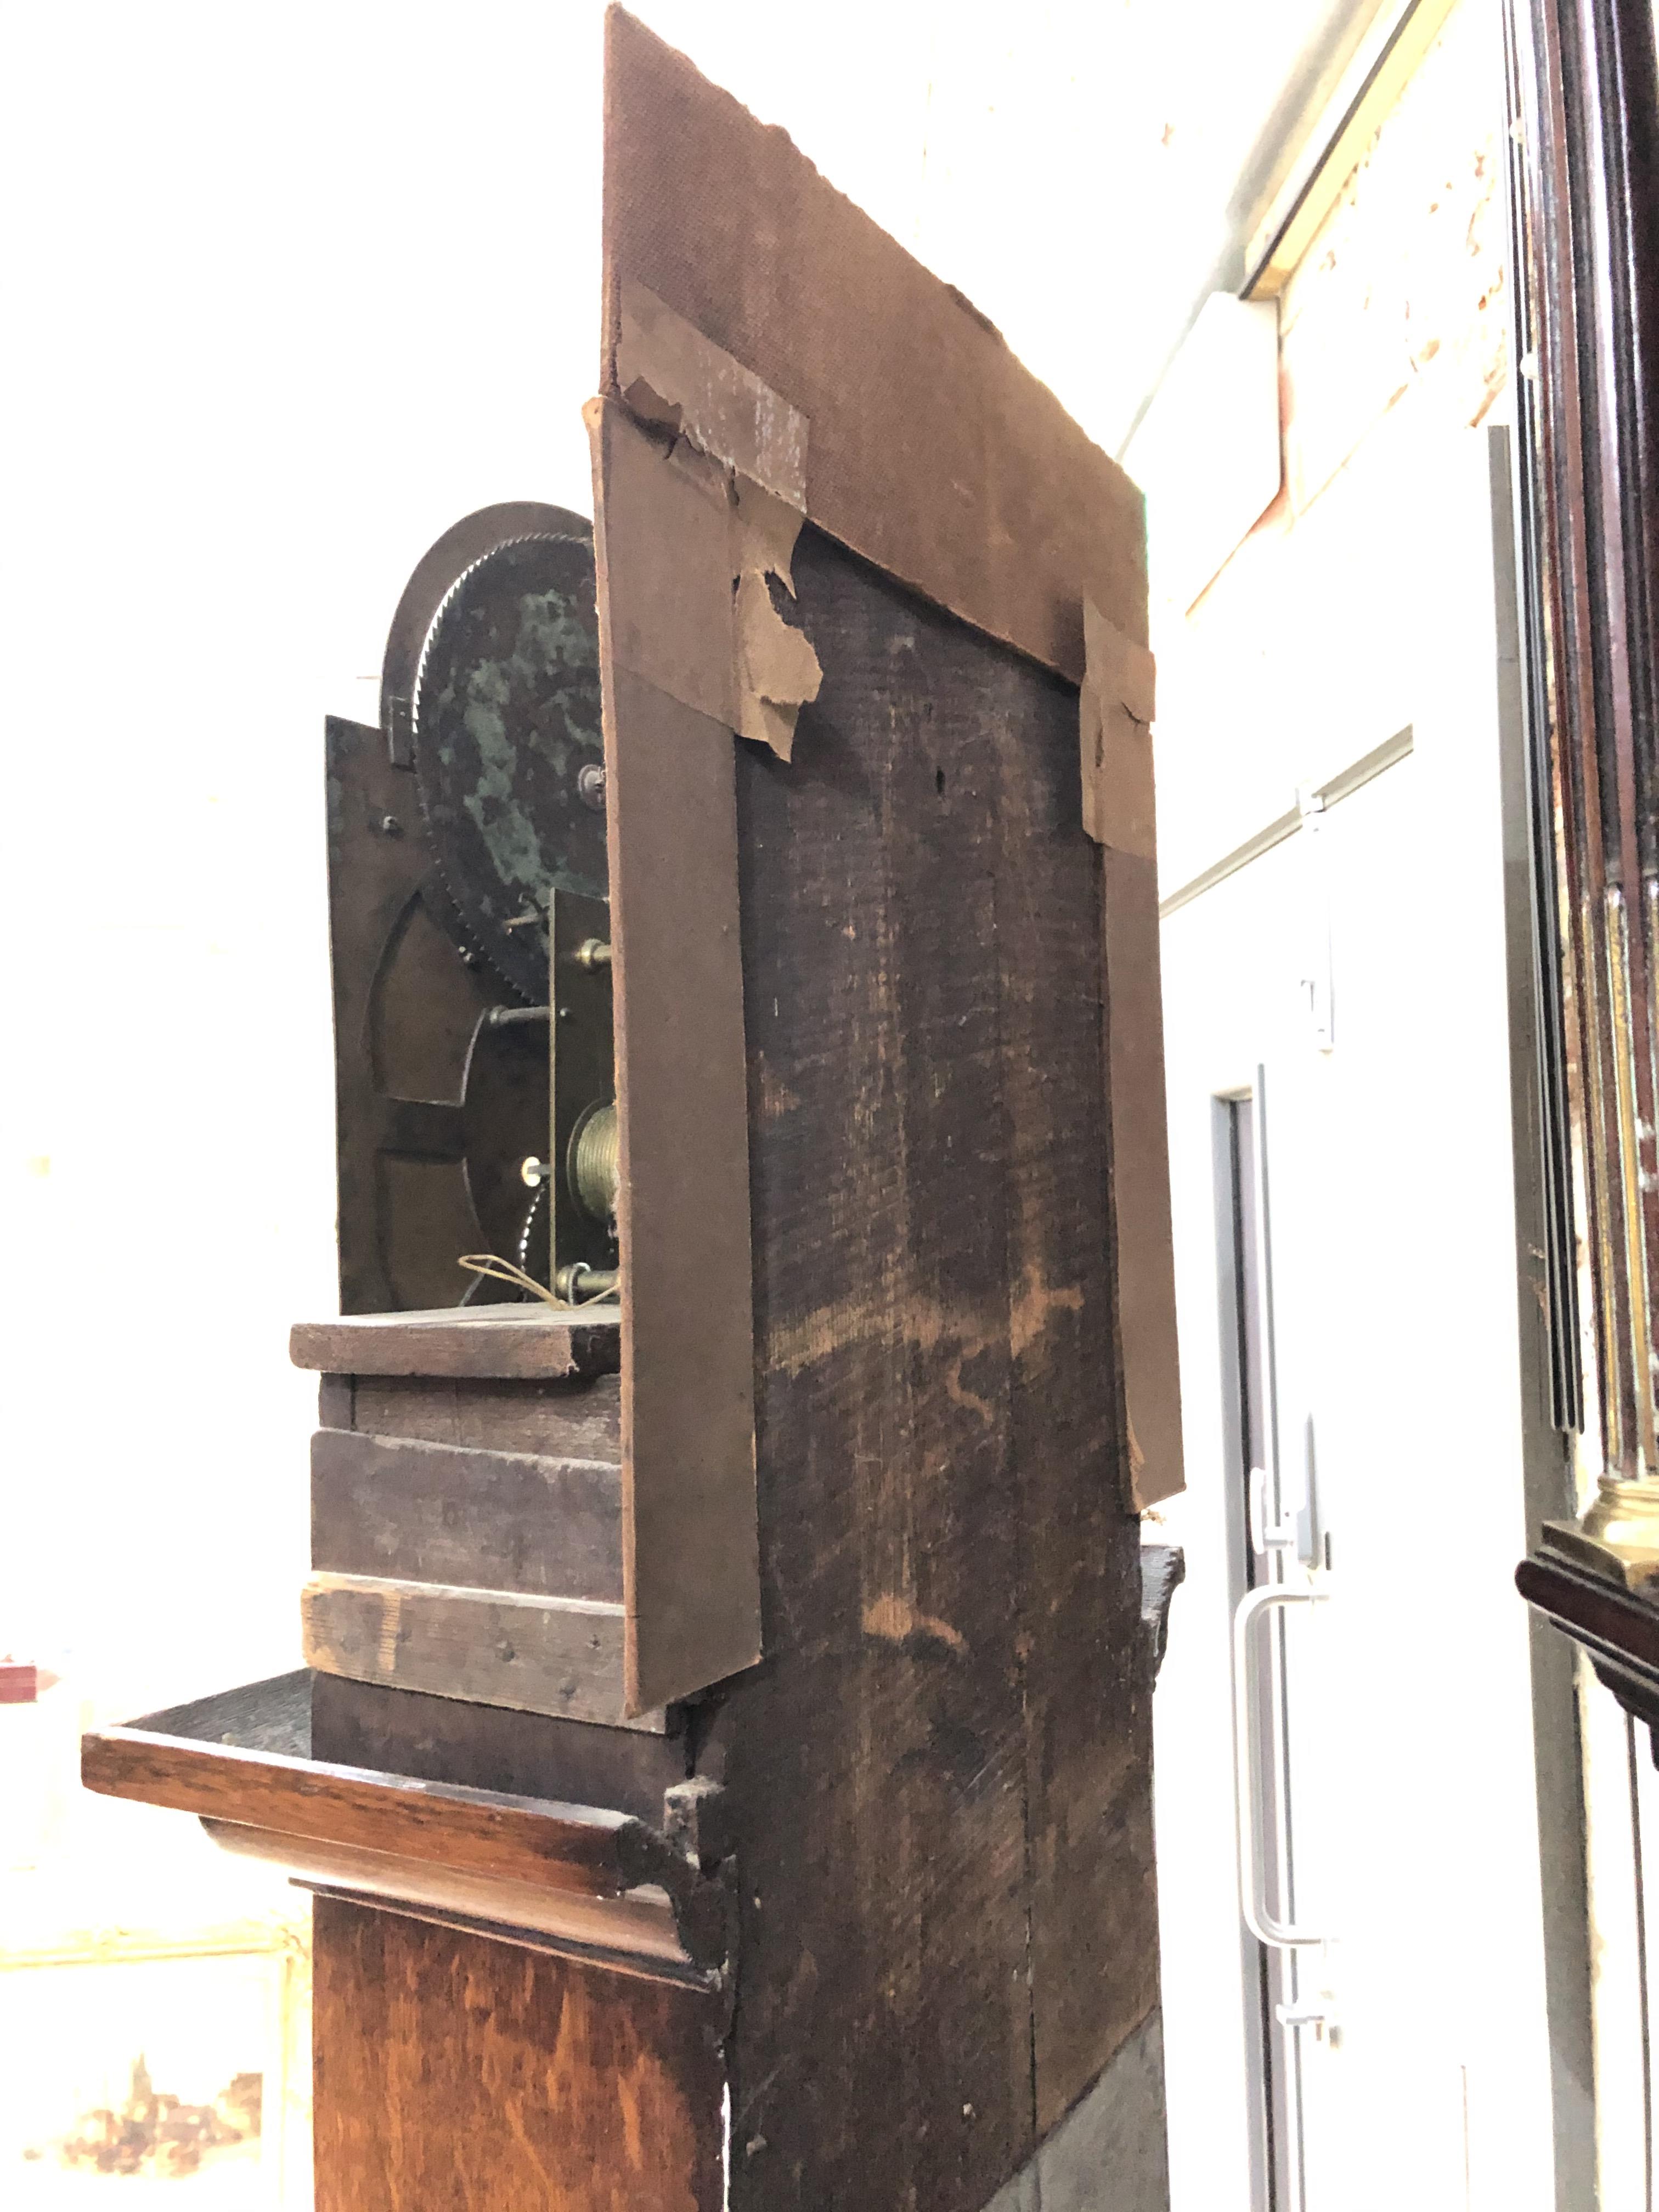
[326,501,619,1315]
[78,14,1184,2208]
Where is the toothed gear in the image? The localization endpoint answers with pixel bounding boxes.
[412,531,606,1003]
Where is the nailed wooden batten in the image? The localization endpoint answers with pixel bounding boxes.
[301,1572,667,1733]
[290,1304,621,1381]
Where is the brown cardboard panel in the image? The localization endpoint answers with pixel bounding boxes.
[618,277,808,506]
[1081,600,1158,859]
[596,663,761,1714]
[600,6,1148,687]
[1102,850,1186,1508]
[590,381,763,1713]
[589,386,763,1715]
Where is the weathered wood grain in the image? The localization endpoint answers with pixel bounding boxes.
[301,1571,665,1732]
[342,1372,622,1458]
[989,654,1161,2128]
[311,1427,623,1601]
[709,531,1041,2211]
[81,1724,637,1897]
[312,1896,724,2212]
[687,530,1164,2207]
[291,1305,620,1381]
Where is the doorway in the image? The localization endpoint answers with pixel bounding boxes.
[1149,427,1588,2211]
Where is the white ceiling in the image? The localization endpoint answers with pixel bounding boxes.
[632,0,1370,454]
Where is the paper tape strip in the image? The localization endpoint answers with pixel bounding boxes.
[586,393,822,762]
[1080,600,1157,858]
[617,279,809,512]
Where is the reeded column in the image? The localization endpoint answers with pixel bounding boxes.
[1508,0,1659,1574]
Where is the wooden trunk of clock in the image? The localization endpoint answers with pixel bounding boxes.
[82,12,1183,2208]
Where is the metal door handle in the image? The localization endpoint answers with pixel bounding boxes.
[1249,1465,1297,1554]
[1233,1582,1328,1950]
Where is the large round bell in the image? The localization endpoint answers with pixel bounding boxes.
[410,527,606,1003]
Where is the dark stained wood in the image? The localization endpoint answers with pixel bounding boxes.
[343,1372,622,1458]
[1506,0,1659,1460]
[312,1895,724,2212]
[600,9,1147,687]
[291,1305,620,1381]
[323,715,496,1317]
[312,1427,623,1601]
[1519,1550,1659,1669]
[81,1723,639,1897]
[699,529,1156,2211]
[311,1674,687,1825]
[989,691,1161,2129]
[301,1573,659,1731]
[1519,1549,1659,1745]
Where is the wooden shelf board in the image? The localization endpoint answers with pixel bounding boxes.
[291,1306,622,1381]
[81,1671,715,1980]
[83,1673,642,1894]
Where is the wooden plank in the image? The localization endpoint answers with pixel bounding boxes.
[311,1674,688,1825]
[81,1724,636,1897]
[346,1373,622,1459]
[707,529,1037,2211]
[588,612,759,1708]
[290,1305,621,1380]
[312,1897,724,2212]
[301,1571,666,1733]
[600,9,1147,686]
[989,657,1163,2126]
[311,1428,623,1601]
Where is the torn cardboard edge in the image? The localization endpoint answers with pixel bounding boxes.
[602,10,1149,688]
[1080,600,1157,858]
[585,392,823,763]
